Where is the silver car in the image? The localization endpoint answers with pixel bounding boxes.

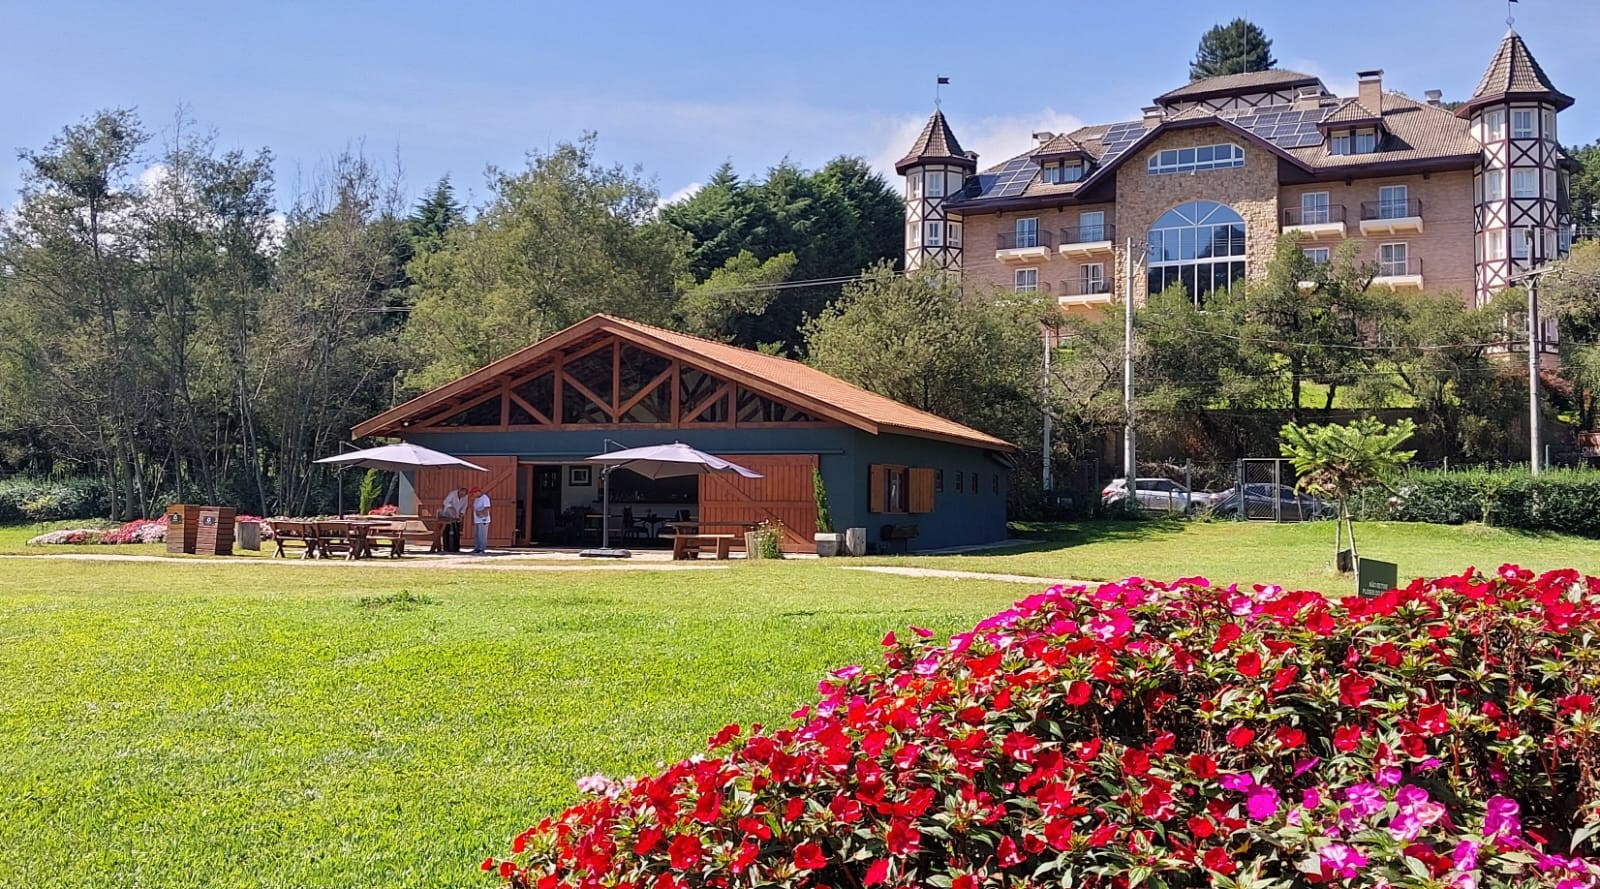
[1101,478,1215,515]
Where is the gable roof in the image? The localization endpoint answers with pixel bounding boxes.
[1319,98,1383,127]
[896,109,978,174]
[1459,29,1574,117]
[1156,69,1322,104]
[353,314,1017,452]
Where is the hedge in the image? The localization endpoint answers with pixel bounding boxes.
[0,475,112,522]
[1354,468,1600,537]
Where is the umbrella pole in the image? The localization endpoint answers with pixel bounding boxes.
[602,467,614,549]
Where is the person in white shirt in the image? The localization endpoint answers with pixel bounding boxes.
[470,486,491,554]
[439,486,468,553]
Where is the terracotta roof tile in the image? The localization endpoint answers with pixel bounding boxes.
[895,110,977,174]
[1031,132,1088,157]
[1157,69,1322,103]
[1319,99,1382,126]
[1289,92,1479,170]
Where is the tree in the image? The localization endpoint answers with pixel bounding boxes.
[1279,417,1416,570]
[674,250,796,346]
[1546,241,1600,430]
[1190,18,1277,81]
[803,266,1048,451]
[403,135,687,389]
[1568,141,1600,229]
[407,176,463,255]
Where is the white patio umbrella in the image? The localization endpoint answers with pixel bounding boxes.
[581,442,762,555]
[315,443,487,515]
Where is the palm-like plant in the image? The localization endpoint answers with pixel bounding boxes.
[1280,417,1417,571]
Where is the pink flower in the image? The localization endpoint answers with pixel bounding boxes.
[1389,785,1446,841]
[1246,786,1281,821]
[1320,843,1369,878]
[1483,796,1521,842]
[1452,840,1481,872]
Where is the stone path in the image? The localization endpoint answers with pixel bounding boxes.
[843,566,1081,585]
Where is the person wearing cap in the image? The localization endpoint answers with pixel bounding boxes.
[439,486,468,553]
[469,486,492,554]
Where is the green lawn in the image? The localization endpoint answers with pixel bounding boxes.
[6,517,1600,887]
[857,519,1600,594]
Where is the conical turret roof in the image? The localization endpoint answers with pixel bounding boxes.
[895,109,977,174]
[1457,29,1573,118]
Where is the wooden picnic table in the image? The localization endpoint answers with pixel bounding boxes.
[663,521,757,560]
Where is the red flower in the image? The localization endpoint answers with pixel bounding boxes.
[952,875,976,889]
[668,834,703,870]
[1273,726,1305,749]
[1003,731,1038,761]
[1226,725,1256,748]
[1187,816,1215,839]
[635,826,664,854]
[886,819,921,856]
[1066,679,1092,706]
[1333,724,1363,752]
[1187,753,1218,778]
[1339,673,1373,708]
[1236,651,1263,677]
[1202,846,1237,876]
[997,835,1024,867]
[793,843,827,871]
[731,842,760,873]
[864,859,891,885]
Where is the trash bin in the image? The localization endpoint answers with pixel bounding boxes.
[235,518,261,552]
[195,507,237,556]
[166,504,200,554]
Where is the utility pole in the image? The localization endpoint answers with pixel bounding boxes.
[1123,238,1137,483]
[1042,325,1053,491]
[1511,230,1558,476]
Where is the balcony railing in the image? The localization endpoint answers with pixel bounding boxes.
[997,230,1053,250]
[1282,205,1347,226]
[1059,223,1116,246]
[1360,199,1423,221]
[1058,278,1113,298]
[1376,257,1423,278]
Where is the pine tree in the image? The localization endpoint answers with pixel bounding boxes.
[1190,19,1277,81]
[407,176,463,254]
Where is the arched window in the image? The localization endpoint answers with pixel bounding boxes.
[1147,201,1247,305]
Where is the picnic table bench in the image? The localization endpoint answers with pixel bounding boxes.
[670,533,741,560]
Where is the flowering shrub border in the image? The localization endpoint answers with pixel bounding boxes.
[28,519,166,546]
[485,567,1600,889]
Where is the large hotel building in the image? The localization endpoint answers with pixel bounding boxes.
[897,29,1575,319]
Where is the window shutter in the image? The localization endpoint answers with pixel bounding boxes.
[909,468,936,514]
[868,464,886,514]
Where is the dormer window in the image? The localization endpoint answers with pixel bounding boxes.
[1354,128,1378,153]
[1043,161,1084,184]
[1330,129,1378,156]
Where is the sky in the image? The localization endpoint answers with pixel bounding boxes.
[5,0,1598,214]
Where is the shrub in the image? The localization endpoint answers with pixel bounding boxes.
[358,469,386,515]
[0,475,111,522]
[28,518,165,546]
[1361,468,1600,537]
[485,568,1600,889]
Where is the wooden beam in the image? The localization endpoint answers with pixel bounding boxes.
[617,366,677,418]
[507,391,552,426]
[682,382,733,422]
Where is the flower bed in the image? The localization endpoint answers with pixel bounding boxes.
[28,519,166,546]
[485,567,1600,889]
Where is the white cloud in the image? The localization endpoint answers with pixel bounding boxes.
[865,107,1087,184]
[658,180,703,209]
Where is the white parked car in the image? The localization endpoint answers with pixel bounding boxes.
[1101,478,1215,515]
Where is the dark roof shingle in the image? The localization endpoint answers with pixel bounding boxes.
[895,110,977,174]
[1459,29,1573,115]
[1157,69,1322,104]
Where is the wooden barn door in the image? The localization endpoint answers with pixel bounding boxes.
[699,455,818,553]
[414,456,519,547]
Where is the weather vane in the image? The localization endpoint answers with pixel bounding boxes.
[1507,0,1517,29]
[936,76,949,108]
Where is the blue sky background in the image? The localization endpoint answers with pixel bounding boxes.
[5,0,1596,213]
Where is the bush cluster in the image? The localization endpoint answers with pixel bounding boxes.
[0,475,111,522]
[485,568,1600,889]
[1356,468,1600,537]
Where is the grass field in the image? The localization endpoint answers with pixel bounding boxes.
[6,517,1600,887]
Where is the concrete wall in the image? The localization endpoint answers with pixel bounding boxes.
[393,426,1009,551]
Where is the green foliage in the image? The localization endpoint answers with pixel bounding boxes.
[406,176,463,255]
[674,250,796,345]
[1190,18,1276,81]
[356,590,438,610]
[804,266,1047,452]
[1567,141,1600,228]
[403,135,687,389]
[1281,416,1416,566]
[357,469,386,515]
[0,476,112,523]
[1358,468,1600,538]
[1548,241,1600,430]
[661,156,903,351]
[812,468,834,533]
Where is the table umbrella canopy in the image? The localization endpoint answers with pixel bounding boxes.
[314,443,488,473]
[582,442,762,479]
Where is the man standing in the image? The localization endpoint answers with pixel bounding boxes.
[470,485,492,555]
[439,486,468,553]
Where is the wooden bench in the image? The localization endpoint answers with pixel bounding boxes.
[270,520,317,559]
[368,520,443,558]
[671,533,740,560]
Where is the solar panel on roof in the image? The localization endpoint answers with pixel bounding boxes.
[991,157,1037,198]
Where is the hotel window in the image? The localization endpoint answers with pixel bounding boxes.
[1301,192,1330,225]
[927,171,945,197]
[1485,232,1505,261]
[1044,162,1083,184]
[1147,143,1244,175]
[908,222,921,247]
[1512,228,1531,260]
[1379,243,1410,277]
[1543,110,1557,143]
[908,173,923,199]
[1015,217,1039,248]
[1080,210,1106,241]
[1512,169,1538,199]
[1354,128,1378,154]
[1484,110,1505,140]
[1330,132,1352,156]
[1146,200,1247,306]
[925,221,942,246]
[1485,167,1505,201]
[1561,226,1575,253]
[1378,185,1409,219]
[1015,268,1039,292]
[1304,247,1331,266]
[947,221,962,247]
[1545,170,1558,201]
[1081,263,1107,294]
[1513,109,1535,139]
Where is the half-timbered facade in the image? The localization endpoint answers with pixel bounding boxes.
[352,314,1016,551]
[905,30,1574,324]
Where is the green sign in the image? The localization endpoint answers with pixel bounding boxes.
[1357,558,1398,598]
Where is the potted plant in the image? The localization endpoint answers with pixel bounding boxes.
[812,469,841,557]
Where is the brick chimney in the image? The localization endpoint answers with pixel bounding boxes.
[1142,105,1164,122]
[1425,89,1443,107]
[1295,85,1323,110]
[1357,69,1384,112]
